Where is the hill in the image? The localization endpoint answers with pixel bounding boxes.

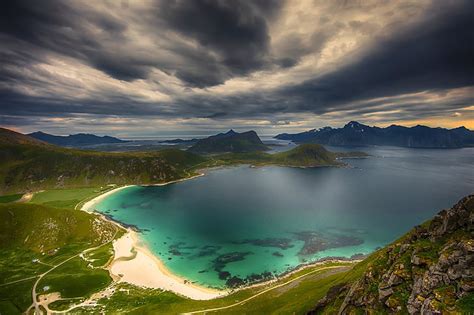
[188,130,269,153]
[28,131,126,147]
[276,121,474,148]
[215,144,368,167]
[0,202,120,313]
[309,195,474,314]
[0,203,116,253]
[0,128,51,147]
[0,128,206,194]
[0,128,365,195]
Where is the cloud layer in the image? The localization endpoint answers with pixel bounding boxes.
[0,0,473,136]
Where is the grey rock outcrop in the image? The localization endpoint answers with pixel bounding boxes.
[309,195,474,314]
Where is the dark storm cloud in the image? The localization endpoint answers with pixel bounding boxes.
[157,0,283,87]
[0,0,156,81]
[0,0,473,132]
[0,0,284,87]
[279,1,474,113]
[0,90,172,117]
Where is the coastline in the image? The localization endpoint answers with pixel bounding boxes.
[81,185,134,211]
[147,173,204,186]
[79,174,361,301]
[110,230,227,300]
[80,176,228,300]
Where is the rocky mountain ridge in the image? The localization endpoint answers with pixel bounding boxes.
[28,131,126,147]
[310,194,474,314]
[276,121,474,148]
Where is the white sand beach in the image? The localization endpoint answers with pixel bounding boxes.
[110,232,226,300]
[81,185,134,212]
[81,183,226,300]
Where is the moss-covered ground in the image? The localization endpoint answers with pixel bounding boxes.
[0,193,23,203]
[29,187,108,209]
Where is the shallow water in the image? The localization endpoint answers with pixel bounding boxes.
[95,146,474,288]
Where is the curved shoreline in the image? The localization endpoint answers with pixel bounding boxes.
[79,175,362,301]
[80,178,227,300]
[109,230,227,300]
[81,185,134,211]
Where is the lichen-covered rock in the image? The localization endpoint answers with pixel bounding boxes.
[307,283,350,314]
[407,237,474,313]
[308,195,474,314]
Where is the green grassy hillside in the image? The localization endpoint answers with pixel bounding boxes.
[0,128,366,195]
[0,128,206,194]
[215,144,366,167]
[0,203,116,252]
[272,144,338,166]
[0,203,120,314]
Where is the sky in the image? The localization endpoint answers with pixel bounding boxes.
[0,0,473,137]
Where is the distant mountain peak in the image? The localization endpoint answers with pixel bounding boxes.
[275,121,474,148]
[30,131,48,135]
[344,121,366,129]
[189,129,268,153]
[27,131,126,147]
[223,129,238,136]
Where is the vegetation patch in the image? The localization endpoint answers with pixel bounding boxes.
[0,202,120,313]
[0,193,23,203]
[38,256,112,298]
[29,187,105,209]
[0,278,37,314]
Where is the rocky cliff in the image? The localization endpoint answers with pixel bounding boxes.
[310,195,474,314]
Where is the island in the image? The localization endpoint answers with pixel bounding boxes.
[28,131,127,147]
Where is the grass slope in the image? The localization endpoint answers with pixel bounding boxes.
[0,203,115,252]
[214,144,366,167]
[64,262,359,314]
[0,203,119,314]
[0,127,367,195]
[29,187,111,209]
[0,193,23,203]
[0,128,206,194]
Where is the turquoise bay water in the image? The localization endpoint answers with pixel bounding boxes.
[95,146,474,289]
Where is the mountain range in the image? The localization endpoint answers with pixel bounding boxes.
[188,129,269,153]
[0,127,360,194]
[28,131,126,147]
[275,121,474,148]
